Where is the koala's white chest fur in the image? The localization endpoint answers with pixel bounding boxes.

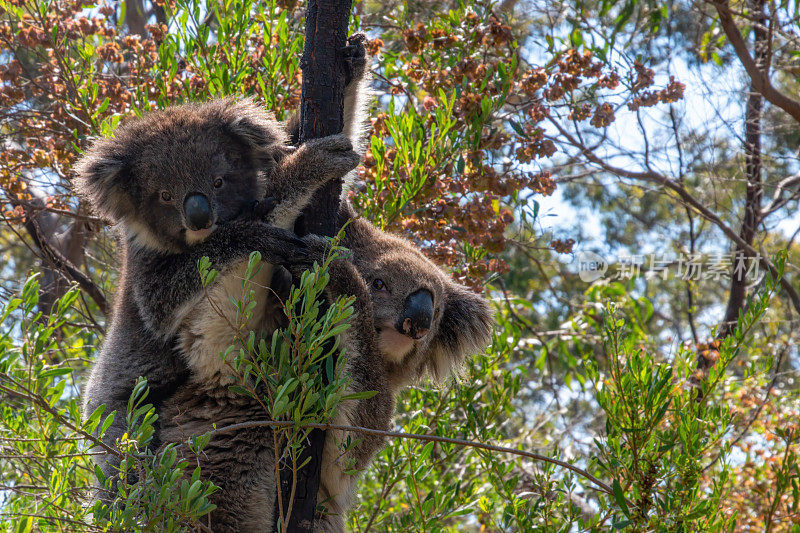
[179,261,273,384]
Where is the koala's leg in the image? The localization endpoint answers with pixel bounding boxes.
[340,33,370,157]
[160,386,279,533]
[315,385,395,533]
[82,301,190,501]
[277,33,369,238]
[130,221,306,337]
[196,432,277,533]
[284,33,369,150]
[287,237,395,530]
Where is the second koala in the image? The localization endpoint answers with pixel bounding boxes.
[157,202,494,532]
[312,203,494,531]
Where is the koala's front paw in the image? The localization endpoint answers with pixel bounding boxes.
[251,196,277,220]
[302,134,361,178]
[256,225,308,266]
[340,33,368,86]
[286,234,331,278]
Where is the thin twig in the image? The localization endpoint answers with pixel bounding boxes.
[174,419,616,496]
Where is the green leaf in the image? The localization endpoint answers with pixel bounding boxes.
[15,516,33,533]
[228,385,254,398]
[39,367,73,379]
[341,390,378,401]
[100,410,116,437]
[612,479,629,516]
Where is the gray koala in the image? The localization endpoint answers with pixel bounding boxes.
[157,201,494,532]
[75,105,361,481]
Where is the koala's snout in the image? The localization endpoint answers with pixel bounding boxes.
[184,193,213,230]
[397,289,434,340]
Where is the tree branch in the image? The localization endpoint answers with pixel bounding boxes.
[549,119,800,314]
[179,419,617,498]
[24,215,108,316]
[708,0,800,124]
[763,171,800,216]
[5,189,108,316]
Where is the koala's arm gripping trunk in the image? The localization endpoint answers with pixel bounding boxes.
[278,1,353,531]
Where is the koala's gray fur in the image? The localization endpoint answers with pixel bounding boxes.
[157,201,494,532]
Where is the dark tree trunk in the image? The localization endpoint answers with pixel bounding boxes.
[125,0,148,36]
[692,0,772,401]
[694,0,770,396]
[298,0,353,236]
[717,0,768,339]
[276,2,353,531]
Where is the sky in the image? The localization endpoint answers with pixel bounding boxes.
[533,46,800,260]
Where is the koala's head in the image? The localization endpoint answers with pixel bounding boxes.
[346,217,494,385]
[73,98,288,252]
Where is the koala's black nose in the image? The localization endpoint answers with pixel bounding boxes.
[184,193,212,230]
[397,289,434,340]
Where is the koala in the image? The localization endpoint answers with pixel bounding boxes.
[75,101,361,483]
[310,202,494,531]
[156,201,494,532]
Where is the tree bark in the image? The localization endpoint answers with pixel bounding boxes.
[276,2,352,531]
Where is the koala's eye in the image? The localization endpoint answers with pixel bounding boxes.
[213,177,224,188]
[372,278,389,292]
[160,190,173,203]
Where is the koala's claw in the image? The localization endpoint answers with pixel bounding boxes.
[347,32,367,47]
[272,244,309,268]
[304,134,361,176]
[286,234,331,277]
[340,33,368,86]
[254,225,309,267]
[252,196,277,220]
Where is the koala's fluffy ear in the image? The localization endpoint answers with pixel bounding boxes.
[73,139,134,223]
[219,98,290,163]
[426,284,494,382]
